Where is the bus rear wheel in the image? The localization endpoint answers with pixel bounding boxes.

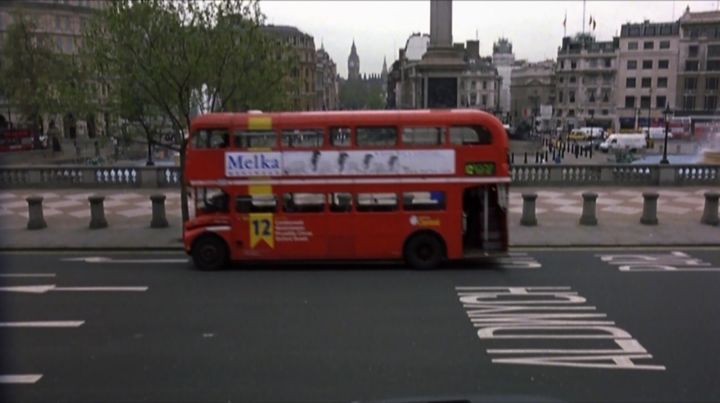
[404,233,444,270]
[192,236,229,271]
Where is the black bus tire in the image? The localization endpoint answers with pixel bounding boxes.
[192,235,229,271]
[404,233,444,270]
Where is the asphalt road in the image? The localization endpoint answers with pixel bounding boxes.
[1,248,720,402]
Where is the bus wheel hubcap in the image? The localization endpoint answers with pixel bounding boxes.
[202,246,217,262]
[418,244,433,260]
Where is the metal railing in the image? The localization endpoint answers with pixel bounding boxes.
[0,164,718,188]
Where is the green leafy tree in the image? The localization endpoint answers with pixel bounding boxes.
[0,11,64,131]
[80,0,293,221]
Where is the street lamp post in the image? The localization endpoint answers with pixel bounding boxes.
[661,103,671,164]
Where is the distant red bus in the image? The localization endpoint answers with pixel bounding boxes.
[0,129,44,152]
[183,110,510,270]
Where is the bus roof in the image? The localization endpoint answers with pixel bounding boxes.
[190,109,505,131]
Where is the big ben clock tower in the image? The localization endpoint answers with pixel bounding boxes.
[348,40,360,80]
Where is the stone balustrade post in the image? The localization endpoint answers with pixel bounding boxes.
[88,195,108,229]
[701,192,719,226]
[26,196,47,230]
[150,194,169,228]
[640,192,659,225]
[520,193,537,226]
[579,192,598,226]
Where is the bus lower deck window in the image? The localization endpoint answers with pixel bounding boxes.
[330,192,353,212]
[236,194,277,213]
[403,191,446,211]
[195,187,229,213]
[283,192,325,213]
[357,192,398,212]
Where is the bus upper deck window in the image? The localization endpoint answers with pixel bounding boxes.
[356,127,397,146]
[282,129,324,148]
[234,130,276,148]
[192,129,229,149]
[330,127,351,147]
[402,127,443,146]
[450,126,492,145]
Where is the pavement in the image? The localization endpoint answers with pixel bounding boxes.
[0,187,717,250]
[2,248,720,402]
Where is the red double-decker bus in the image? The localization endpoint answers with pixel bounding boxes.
[183,109,510,270]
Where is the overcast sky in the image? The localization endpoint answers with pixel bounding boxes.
[259,0,720,78]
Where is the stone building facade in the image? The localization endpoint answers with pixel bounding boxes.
[261,25,316,111]
[492,37,515,117]
[0,0,107,137]
[510,60,556,131]
[616,20,680,130]
[676,8,720,119]
[555,33,619,131]
[315,46,339,110]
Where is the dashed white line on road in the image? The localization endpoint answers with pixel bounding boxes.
[0,273,56,278]
[0,374,43,384]
[0,321,84,328]
[0,285,148,293]
[53,286,149,292]
[61,256,187,264]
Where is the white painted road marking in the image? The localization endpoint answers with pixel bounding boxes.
[53,286,149,292]
[0,285,148,293]
[456,286,665,370]
[0,321,84,328]
[597,251,720,272]
[0,374,43,384]
[61,256,188,264]
[0,273,56,278]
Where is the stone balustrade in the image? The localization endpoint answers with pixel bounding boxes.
[0,164,719,188]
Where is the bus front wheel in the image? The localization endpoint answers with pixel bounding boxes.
[192,235,229,271]
[404,233,444,270]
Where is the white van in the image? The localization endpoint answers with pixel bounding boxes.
[641,127,673,140]
[599,134,647,153]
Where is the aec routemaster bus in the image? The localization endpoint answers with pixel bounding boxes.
[183,109,509,270]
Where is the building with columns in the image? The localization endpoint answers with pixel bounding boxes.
[511,60,556,131]
[390,0,501,111]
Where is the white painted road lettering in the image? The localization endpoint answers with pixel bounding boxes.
[455,286,665,370]
[597,251,720,272]
[496,253,542,269]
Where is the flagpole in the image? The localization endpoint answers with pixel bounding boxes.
[582,0,586,34]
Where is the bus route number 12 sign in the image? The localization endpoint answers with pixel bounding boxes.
[465,162,496,176]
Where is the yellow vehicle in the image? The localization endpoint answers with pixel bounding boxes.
[568,130,587,141]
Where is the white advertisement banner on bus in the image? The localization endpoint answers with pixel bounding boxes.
[225,150,456,177]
